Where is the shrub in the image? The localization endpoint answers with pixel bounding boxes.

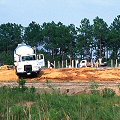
[90,81,100,95]
[17,78,27,92]
[30,86,36,93]
[102,88,116,98]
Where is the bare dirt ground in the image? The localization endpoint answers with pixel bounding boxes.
[0,65,120,82]
[38,67,120,82]
[0,65,120,95]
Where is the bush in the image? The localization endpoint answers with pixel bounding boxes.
[90,81,100,95]
[30,86,36,93]
[102,88,116,98]
[17,78,27,92]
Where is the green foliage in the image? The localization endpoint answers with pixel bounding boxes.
[90,81,100,95]
[17,78,27,92]
[93,16,109,59]
[0,16,120,64]
[102,88,116,98]
[11,105,25,119]
[0,51,14,64]
[18,78,26,87]
[0,85,120,119]
[0,23,23,64]
[77,18,93,59]
[30,86,36,93]
[17,78,37,94]
[109,15,120,60]
[24,21,43,47]
[90,81,99,89]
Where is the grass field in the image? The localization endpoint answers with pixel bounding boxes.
[0,79,120,120]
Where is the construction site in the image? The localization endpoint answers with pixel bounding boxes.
[0,65,120,95]
[0,65,120,82]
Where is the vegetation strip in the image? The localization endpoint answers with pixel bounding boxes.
[0,79,120,119]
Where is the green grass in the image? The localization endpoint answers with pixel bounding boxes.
[0,85,120,120]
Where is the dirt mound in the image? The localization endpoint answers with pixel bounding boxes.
[0,65,120,82]
[0,65,18,81]
[37,68,120,82]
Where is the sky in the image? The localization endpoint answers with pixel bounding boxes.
[0,0,120,27]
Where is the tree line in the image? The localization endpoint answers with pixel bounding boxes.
[0,15,120,65]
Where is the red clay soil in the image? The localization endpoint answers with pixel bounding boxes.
[0,65,120,82]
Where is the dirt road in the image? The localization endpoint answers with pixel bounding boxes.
[0,81,120,95]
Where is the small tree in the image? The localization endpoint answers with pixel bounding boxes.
[17,78,27,92]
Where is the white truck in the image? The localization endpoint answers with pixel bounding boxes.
[79,60,92,68]
[14,43,45,77]
[79,58,107,68]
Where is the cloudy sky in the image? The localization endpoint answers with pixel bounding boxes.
[0,0,119,27]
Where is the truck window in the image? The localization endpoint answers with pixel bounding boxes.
[37,54,43,60]
[22,55,36,61]
[40,55,43,59]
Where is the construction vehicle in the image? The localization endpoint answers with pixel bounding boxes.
[79,58,107,68]
[14,43,45,77]
[79,60,92,67]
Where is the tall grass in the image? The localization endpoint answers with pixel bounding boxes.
[0,82,120,119]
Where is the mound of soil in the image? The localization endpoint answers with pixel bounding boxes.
[0,65,120,82]
[37,67,120,82]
